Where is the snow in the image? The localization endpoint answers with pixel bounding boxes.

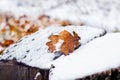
[0,26,105,69]
[49,33,120,80]
[0,0,42,18]
[34,72,41,80]
[54,39,64,52]
[45,0,120,32]
[0,0,70,18]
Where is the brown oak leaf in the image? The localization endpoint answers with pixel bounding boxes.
[46,30,80,55]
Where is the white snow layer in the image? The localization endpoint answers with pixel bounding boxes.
[49,33,120,80]
[0,0,43,18]
[0,0,70,18]
[45,0,120,32]
[0,26,105,69]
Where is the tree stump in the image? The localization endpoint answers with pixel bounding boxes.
[0,60,49,80]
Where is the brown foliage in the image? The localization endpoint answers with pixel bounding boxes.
[46,30,80,55]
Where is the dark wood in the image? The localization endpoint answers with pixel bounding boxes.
[0,60,49,80]
[0,62,28,80]
[75,67,120,80]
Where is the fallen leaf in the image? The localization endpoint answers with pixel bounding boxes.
[46,30,80,55]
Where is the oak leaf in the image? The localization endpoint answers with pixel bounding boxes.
[46,30,80,55]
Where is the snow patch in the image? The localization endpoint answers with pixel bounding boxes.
[34,72,41,80]
[54,39,64,52]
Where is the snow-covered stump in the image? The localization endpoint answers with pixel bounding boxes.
[0,60,49,80]
[0,26,106,69]
[49,33,120,80]
[0,26,106,79]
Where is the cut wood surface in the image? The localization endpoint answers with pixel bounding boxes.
[0,60,49,80]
